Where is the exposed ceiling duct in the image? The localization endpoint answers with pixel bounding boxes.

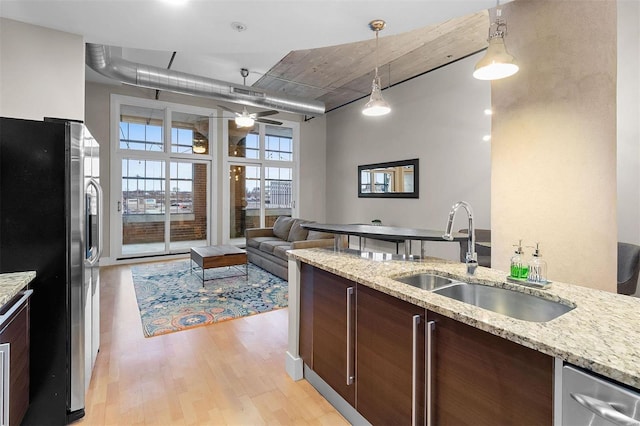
[85,43,325,117]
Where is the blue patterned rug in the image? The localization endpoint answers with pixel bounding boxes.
[131,260,288,337]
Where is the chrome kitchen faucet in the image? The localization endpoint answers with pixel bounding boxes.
[443,201,478,275]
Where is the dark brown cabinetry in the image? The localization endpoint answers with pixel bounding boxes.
[310,266,355,405]
[357,284,426,425]
[300,264,553,425]
[299,263,314,368]
[0,291,31,426]
[428,311,553,425]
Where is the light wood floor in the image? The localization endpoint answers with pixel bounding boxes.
[79,263,348,425]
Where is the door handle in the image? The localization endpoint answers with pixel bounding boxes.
[346,286,354,386]
[570,393,640,426]
[412,315,421,426]
[86,178,103,265]
[426,320,435,426]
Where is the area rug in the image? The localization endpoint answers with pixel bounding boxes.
[131,260,288,337]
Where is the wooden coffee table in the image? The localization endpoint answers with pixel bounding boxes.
[190,245,248,286]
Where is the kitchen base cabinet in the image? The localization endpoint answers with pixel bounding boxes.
[311,267,355,406]
[0,291,31,426]
[428,311,553,425]
[299,263,314,368]
[356,284,426,426]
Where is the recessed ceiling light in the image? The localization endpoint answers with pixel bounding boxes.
[484,109,493,115]
[482,135,492,142]
[231,22,248,32]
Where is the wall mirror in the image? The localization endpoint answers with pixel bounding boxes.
[358,158,419,198]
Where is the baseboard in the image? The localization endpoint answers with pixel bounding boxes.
[99,253,189,267]
[304,365,371,426]
[285,351,304,381]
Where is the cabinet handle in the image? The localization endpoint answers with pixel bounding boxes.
[346,287,354,386]
[426,320,436,426]
[570,393,640,426]
[412,315,421,426]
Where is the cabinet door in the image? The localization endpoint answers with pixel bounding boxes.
[357,284,426,426]
[0,300,30,426]
[428,312,553,425]
[312,267,356,406]
[299,263,314,368]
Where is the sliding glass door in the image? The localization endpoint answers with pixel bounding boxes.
[113,99,214,259]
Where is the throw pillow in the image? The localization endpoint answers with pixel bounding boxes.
[272,216,295,240]
[288,220,311,242]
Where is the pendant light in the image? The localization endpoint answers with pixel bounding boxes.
[362,19,391,116]
[192,136,206,154]
[473,2,519,80]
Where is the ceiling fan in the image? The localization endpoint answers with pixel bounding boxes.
[219,68,283,128]
[217,104,282,128]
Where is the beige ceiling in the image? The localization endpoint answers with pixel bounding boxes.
[254,11,490,113]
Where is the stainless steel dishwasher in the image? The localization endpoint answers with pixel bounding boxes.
[563,364,640,425]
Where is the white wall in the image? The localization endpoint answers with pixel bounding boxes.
[492,0,617,291]
[0,18,84,120]
[325,53,491,261]
[617,0,640,245]
[299,115,328,222]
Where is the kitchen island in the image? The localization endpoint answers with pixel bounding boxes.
[286,247,640,424]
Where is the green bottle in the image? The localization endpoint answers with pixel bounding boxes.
[510,240,527,279]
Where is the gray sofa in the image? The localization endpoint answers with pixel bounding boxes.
[245,216,334,280]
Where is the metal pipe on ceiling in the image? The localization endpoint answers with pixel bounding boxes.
[85,43,325,116]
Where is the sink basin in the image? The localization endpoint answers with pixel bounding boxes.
[432,282,574,322]
[395,273,459,291]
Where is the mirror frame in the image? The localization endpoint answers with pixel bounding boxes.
[358,158,419,199]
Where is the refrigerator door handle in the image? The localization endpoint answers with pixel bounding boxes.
[85,178,103,265]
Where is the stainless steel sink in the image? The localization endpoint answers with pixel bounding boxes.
[395,273,459,291]
[432,282,574,322]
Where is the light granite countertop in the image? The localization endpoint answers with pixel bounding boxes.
[0,271,36,306]
[288,248,640,390]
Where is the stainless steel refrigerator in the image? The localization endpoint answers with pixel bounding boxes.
[0,117,103,424]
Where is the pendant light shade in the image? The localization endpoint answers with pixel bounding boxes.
[473,5,519,81]
[363,76,391,116]
[362,20,391,117]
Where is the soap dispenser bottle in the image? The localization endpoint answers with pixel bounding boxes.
[510,240,528,279]
[527,243,548,283]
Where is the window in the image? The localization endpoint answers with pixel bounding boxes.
[224,118,299,242]
[265,125,293,161]
[119,105,164,151]
[112,96,214,258]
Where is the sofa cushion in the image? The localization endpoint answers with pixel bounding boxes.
[273,245,292,261]
[247,236,281,249]
[259,240,292,254]
[272,216,295,240]
[288,219,313,242]
[307,230,334,240]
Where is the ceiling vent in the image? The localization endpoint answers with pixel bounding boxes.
[85,43,325,116]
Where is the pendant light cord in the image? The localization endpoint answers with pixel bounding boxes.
[374,28,380,79]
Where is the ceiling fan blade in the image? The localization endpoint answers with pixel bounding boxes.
[217,105,240,114]
[253,110,279,118]
[256,118,283,125]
